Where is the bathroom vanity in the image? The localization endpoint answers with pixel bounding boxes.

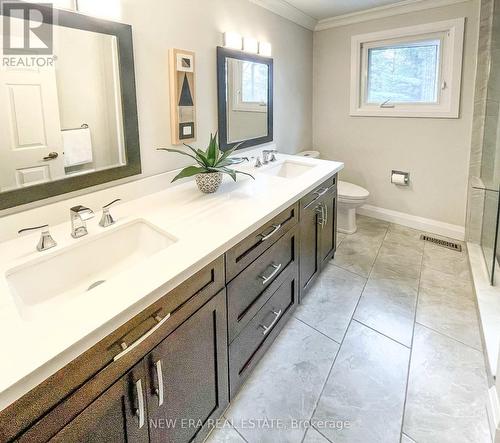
[0,160,341,442]
[0,4,343,442]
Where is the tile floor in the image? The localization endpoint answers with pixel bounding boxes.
[206,216,491,443]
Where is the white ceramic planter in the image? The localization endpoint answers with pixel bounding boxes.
[195,172,223,194]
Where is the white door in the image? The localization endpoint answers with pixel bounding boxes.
[0,65,65,192]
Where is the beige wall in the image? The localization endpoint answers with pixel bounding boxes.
[313,1,479,227]
[0,0,313,215]
[121,0,313,176]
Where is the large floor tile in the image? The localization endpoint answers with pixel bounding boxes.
[375,242,423,279]
[225,318,339,443]
[354,273,418,346]
[422,242,471,281]
[403,325,490,443]
[302,427,330,442]
[401,434,416,443]
[333,236,382,277]
[384,224,425,251]
[337,232,347,247]
[204,425,246,443]
[417,267,482,350]
[295,264,366,342]
[313,321,410,443]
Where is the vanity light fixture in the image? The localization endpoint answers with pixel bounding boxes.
[259,41,272,57]
[223,32,243,50]
[243,37,258,54]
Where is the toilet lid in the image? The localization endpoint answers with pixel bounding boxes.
[338,181,369,200]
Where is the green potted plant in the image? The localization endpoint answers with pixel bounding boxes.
[158,133,254,194]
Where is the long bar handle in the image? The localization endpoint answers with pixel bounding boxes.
[260,223,282,241]
[260,310,282,336]
[154,360,164,406]
[114,313,171,361]
[18,224,49,235]
[134,379,145,429]
[103,198,122,209]
[259,263,282,285]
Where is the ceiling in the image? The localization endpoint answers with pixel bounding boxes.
[284,0,409,20]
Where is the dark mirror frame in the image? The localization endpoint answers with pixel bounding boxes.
[216,46,273,151]
[0,3,141,211]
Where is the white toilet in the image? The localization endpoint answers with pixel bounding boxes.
[338,181,370,234]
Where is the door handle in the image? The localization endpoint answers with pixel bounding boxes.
[114,313,171,361]
[260,310,282,336]
[154,359,164,406]
[259,263,282,285]
[42,152,59,161]
[134,379,145,429]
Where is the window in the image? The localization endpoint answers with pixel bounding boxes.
[233,60,268,112]
[350,19,465,118]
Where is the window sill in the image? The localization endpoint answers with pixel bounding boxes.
[349,107,460,118]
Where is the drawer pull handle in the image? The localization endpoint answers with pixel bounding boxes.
[260,223,282,241]
[154,360,164,406]
[260,310,282,336]
[114,313,171,362]
[134,379,145,429]
[314,187,329,198]
[259,263,282,285]
[304,195,320,210]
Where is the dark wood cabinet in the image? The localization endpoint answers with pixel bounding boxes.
[299,175,337,300]
[319,186,337,267]
[50,362,149,443]
[5,182,338,443]
[145,290,228,443]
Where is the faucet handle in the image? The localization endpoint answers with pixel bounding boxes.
[99,199,122,228]
[18,224,57,252]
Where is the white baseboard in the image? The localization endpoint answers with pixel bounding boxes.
[357,204,465,240]
[487,386,500,443]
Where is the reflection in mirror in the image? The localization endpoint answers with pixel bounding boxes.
[0,24,125,193]
[217,47,273,151]
[226,58,268,143]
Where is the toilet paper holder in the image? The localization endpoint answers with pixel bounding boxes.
[391,170,410,186]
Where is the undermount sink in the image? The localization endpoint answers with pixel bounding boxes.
[260,160,315,179]
[6,220,177,320]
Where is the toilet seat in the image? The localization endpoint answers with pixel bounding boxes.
[338,181,369,200]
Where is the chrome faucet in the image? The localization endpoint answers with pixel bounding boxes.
[262,149,278,164]
[18,224,57,252]
[70,205,95,238]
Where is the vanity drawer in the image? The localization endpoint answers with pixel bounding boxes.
[227,226,298,343]
[0,256,225,443]
[300,176,336,212]
[225,202,298,282]
[229,268,298,398]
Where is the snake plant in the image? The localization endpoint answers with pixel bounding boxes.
[157,133,254,182]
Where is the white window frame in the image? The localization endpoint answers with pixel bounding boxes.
[350,18,465,118]
[232,61,268,113]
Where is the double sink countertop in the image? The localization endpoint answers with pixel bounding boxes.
[0,153,343,411]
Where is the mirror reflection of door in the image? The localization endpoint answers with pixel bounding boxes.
[226,58,269,143]
[0,18,126,194]
[0,65,65,192]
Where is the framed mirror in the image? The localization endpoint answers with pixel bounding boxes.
[0,3,140,210]
[217,47,273,151]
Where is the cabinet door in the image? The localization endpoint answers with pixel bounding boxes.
[50,362,149,443]
[319,189,337,267]
[145,290,229,443]
[299,201,321,298]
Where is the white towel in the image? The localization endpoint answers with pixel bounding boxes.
[63,128,93,167]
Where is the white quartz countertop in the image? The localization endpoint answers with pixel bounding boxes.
[0,153,343,411]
